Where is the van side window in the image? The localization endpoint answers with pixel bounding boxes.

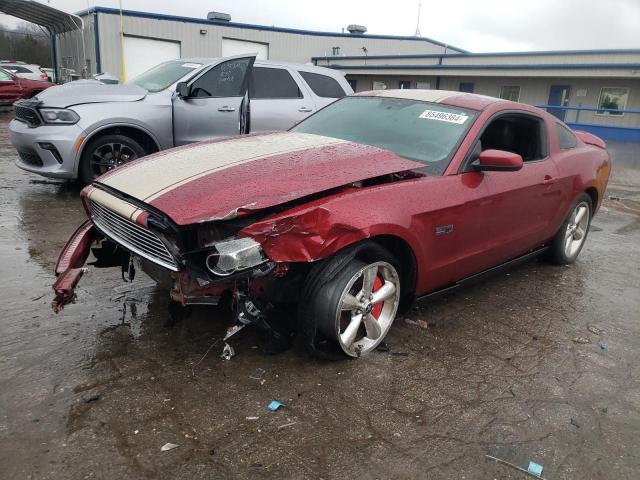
[479,115,548,162]
[250,67,302,99]
[299,71,346,98]
[556,123,578,149]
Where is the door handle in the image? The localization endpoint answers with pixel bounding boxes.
[218,106,235,112]
[298,107,313,113]
[543,175,557,185]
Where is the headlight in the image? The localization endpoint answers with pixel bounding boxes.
[205,237,266,276]
[38,108,80,125]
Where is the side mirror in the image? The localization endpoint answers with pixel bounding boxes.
[176,81,190,98]
[473,149,523,172]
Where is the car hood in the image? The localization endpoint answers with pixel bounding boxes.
[86,132,424,225]
[35,81,147,107]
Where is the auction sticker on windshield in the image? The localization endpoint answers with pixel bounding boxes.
[419,110,469,124]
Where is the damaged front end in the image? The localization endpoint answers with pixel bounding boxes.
[51,187,299,326]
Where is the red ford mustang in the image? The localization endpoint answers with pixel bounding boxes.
[53,90,611,359]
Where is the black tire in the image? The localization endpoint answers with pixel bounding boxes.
[79,134,147,185]
[547,193,593,265]
[298,243,402,360]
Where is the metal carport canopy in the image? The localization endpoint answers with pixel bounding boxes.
[0,0,82,33]
[0,0,85,81]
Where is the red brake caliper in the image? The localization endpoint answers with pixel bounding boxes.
[371,275,384,319]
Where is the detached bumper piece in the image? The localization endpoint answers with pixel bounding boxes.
[52,220,97,313]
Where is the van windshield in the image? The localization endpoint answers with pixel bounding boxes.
[129,61,202,92]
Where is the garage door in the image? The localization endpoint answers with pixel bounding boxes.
[123,36,181,80]
[221,38,269,60]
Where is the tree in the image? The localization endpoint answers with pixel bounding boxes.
[0,21,51,66]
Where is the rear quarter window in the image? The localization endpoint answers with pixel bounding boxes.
[556,123,577,149]
[299,71,346,98]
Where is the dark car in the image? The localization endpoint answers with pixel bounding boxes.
[0,67,52,105]
[53,90,611,360]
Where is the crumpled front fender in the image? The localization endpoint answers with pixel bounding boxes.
[52,220,96,313]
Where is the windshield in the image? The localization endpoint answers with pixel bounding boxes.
[292,96,477,174]
[129,60,202,92]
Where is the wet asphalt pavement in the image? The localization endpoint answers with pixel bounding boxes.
[0,109,639,479]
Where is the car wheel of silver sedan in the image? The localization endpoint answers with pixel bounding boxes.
[548,193,593,265]
[301,250,402,359]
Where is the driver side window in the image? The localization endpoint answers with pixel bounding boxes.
[479,114,548,162]
[190,58,252,98]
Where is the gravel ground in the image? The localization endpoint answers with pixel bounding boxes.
[0,110,639,479]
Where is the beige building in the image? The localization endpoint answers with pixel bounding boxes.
[314,50,640,141]
[57,7,639,142]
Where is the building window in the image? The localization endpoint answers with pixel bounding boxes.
[331,46,341,55]
[500,85,520,102]
[372,81,387,90]
[459,82,474,93]
[597,87,629,116]
[347,79,357,91]
[416,81,431,89]
[399,80,411,89]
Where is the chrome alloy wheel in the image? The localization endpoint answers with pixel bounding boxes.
[564,201,590,258]
[335,261,400,357]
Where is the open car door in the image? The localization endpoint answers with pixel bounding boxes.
[172,55,255,146]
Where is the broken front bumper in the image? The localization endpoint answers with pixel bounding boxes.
[52,220,97,312]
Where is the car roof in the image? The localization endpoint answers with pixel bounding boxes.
[179,57,344,76]
[0,62,39,68]
[356,89,514,111]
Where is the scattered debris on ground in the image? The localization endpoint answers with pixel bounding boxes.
[405,318,428,329]
[277,421,297,430]
[485,454,546,479]
[598,340,608,350]
[268,400,285,412]
[160,443,179,452]
[588,325,604,335]
[84,394,100,403]
[573,336,591,344]
[220,343,235,360]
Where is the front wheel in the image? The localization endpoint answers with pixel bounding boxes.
[301,250,402,359]
[79,134,147,184]
[547,193,592,264]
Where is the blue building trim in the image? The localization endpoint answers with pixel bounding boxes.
[567,123,640,143]
[312,48,640,61]
[93,11,101,74]
[74,6,467,52]
[321,63,640,71]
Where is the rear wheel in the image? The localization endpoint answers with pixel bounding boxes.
[547,193,592,264]
[79,134,147,184]
[300,246,402,359]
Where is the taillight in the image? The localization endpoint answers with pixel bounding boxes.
[40,73,48,79]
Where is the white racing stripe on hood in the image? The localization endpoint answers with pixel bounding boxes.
[101,132,346,202]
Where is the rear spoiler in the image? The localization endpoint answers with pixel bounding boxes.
[574,130,606,149]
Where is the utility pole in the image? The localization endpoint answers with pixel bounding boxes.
[415,2,422,37]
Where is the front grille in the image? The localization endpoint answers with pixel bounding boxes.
[90,201,179,271]
[14,104,41,127]
[17,149,43,167]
